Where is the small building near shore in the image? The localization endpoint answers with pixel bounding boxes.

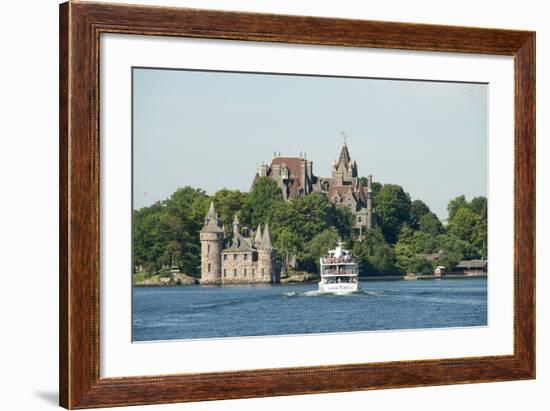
[453,259,488,276]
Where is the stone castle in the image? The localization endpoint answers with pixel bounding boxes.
[253,140,375,239]
[200,201,279,284]
[200,139,375,284]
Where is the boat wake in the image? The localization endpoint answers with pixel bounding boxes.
[283,289,380,298]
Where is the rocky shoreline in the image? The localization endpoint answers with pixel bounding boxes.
[133,272,486,286]
[133,273,199,287]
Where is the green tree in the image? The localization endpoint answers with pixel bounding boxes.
[275,228,301,276]
[447,195,468,222]
[448,207,482,250]
[245,177,284,227]
[470,196,488,219]
[327,204,354,240]
[271,194,330,245]
[395,230,437,274]
[394,242,433,274]
[132,186,209,277]
[409,199,431,229]
[435,233,478,269]
[410,231,437,254]
[352,227,397,275]
[418,212,444,236]
[375,184,412,244]
[358,178,382,195]
[304,229,338,272]
[212,189,249,233]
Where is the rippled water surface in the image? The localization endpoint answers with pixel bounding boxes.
[132,278,487,341]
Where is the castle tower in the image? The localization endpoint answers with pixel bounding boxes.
[200,201,224,284]
[366,174,374,228]
[258,223,275,282]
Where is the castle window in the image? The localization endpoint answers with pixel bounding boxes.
[261,268,265,275]
[223,269,227,278]
[208,263,211,273]
[358,217,362,222]
[252,269,255,277]
[233,269,237,277]
[243,269,247,276]
[244,254,248,261]
[207,244,210,254]
[223,254,227,261]
[233,254,237,260]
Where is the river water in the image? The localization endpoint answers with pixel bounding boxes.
[132,278,487,342]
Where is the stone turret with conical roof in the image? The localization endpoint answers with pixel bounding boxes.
[200,201,224,284]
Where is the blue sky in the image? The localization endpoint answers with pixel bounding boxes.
[133,68,487,221]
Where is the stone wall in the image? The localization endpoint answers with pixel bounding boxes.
[221,251,272,284]
[200,231,223,284]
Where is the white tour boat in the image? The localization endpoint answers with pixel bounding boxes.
[319,242,359,294]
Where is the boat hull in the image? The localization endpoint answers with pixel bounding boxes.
[318,281,358,294]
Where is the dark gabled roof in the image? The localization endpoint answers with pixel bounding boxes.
[224,232,254,252]
[456,259,488,268]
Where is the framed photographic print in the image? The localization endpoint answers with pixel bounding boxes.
[59,1,535,409]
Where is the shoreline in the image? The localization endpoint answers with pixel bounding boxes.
[133,273,487,287]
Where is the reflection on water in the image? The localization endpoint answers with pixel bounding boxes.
[132,278,487,342]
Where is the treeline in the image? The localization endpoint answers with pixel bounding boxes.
[133,177,487,277]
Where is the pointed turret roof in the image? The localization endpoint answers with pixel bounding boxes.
[254,224,263,245]
[337,142,351,169]
[207,201,216,218]
[201,201,224,233]
[262,223,273,249]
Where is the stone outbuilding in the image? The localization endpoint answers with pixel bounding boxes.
[200,202,279,285]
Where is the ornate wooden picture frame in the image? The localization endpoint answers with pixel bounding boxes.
[59,1,535,408]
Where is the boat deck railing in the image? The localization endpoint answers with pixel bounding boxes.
[321,257,356,264]
[321,268,357,275]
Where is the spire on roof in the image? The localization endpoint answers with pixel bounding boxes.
[262,223,273,249]
[338,141,351,168]
[254,224,263,246]
[201,201,224,233]
[206,201,216,218]
[232,214,240,235]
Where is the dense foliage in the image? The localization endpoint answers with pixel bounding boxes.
[133,177,487,278]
